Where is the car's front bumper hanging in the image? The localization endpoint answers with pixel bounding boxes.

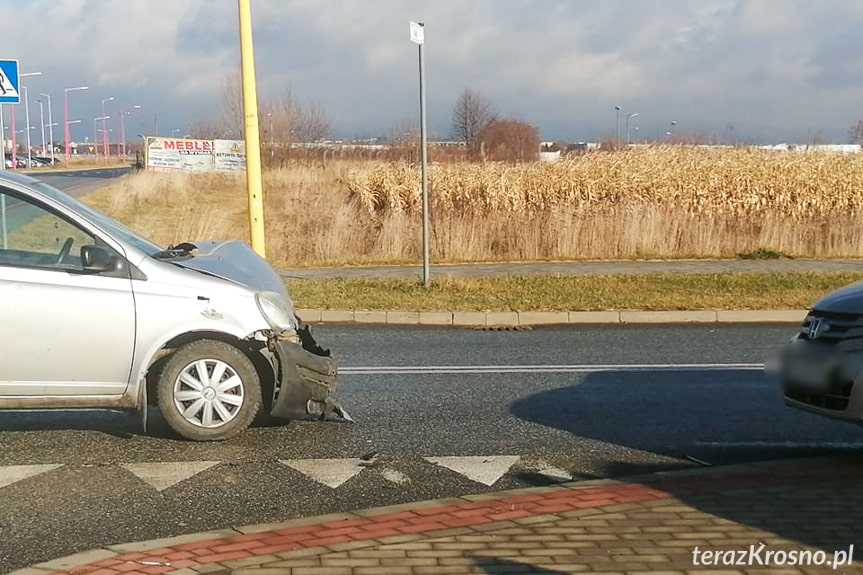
[268,326,352,422]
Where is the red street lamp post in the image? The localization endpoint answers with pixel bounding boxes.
[64,86,88,158]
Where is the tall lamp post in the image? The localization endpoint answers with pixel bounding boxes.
[120,104,141,157]
[94,116,110,157]
[23,85,33,167]
[39,93,54,163]
[101,97,114,159]
[19,72,42,168]
[614,105,621,149]
[64,86,88,157]
[625,112,639,146]
[33,98,45,157]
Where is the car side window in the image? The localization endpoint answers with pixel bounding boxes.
[0,189,96,271]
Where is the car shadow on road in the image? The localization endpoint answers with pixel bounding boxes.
[510,369,863,557]
[0,408,305,441]
[0,410,145,439]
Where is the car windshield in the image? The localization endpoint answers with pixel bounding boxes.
[32,181,164,256]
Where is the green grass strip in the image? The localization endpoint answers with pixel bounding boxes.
[286,272,863,312]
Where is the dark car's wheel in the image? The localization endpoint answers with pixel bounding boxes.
[157,340,261,441]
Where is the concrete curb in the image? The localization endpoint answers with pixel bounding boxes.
[296,309,808,326]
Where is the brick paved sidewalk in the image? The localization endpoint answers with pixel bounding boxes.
[14,456,863,575]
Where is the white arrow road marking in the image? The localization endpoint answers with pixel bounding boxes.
[426,456,520,486]
[341,363,764,375]
[280,458,365,489]
[122,461,220,492]
[528,461,573,483]
[0,464,62,489]
[381,468,410,485]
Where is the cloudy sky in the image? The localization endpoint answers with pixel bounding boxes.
[1,0,861,145]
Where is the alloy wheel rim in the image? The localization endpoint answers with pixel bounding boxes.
[172,358,244,428]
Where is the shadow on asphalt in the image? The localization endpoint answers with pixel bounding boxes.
[510,369,863,554]
[0,409,293,440]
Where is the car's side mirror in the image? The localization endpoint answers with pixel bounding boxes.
[81,245,125,273]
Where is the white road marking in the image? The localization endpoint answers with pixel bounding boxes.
[381,468,411,485]
[693,441,863,449]
[529,461,573,483]
[426,456,521,486]
[0,464,62,489]
[341,363,764,375]
[122,461,220,491]
[280,458,365,489]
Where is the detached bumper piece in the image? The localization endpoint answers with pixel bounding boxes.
[269,326,352,422]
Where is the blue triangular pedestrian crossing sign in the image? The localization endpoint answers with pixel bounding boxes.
[0,60,20,104]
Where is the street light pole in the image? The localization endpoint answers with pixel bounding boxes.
[626,112,639,146]
[34,98,45,157]
[120,105,141,157]
[20,71,44,168]
[94,116,109,156]
[614,105,621,149]
[101,97,114,159]
[40,93,54,164]
[23,86,32,167]
[64,86,88,158]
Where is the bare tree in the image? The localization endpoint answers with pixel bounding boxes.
[849,121,863,145]
[293,101,332,143]
[261,90,332,144]
[451,89,496,157]
[480,119,539,162]
[219,70,244,139]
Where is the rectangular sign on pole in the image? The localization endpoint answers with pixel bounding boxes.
[0,60,20,104]
[410,21,424,45]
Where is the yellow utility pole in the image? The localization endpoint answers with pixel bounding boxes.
[238,0,266,257]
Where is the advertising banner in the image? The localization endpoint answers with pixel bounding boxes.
[214,140,246,172]
[145,138,247,173]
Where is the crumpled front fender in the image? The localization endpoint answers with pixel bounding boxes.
[269,326,350,421]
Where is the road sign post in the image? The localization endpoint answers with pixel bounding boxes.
[0,60,20,172]
[410,21,431,288]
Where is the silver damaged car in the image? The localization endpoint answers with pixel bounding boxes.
[0,171,349,440]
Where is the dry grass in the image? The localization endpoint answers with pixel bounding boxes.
[82,147,863,266]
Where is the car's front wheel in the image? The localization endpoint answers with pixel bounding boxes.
[157,340,261,441]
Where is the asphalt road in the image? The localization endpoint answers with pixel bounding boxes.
[1,324,861,572]
[23,166,132,198]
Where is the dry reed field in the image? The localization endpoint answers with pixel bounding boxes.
[83,146,863,266]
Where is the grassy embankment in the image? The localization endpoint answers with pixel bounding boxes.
[80,146,863,311]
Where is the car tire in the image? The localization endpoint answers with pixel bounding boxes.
[156,340,261,441]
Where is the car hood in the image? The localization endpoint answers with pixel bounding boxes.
[173,240,289,301]
[812,280,863,315]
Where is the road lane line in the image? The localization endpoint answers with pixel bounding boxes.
[693,441,863,449]
[341,363,765,375]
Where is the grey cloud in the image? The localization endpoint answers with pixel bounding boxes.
[2,0,863,143]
